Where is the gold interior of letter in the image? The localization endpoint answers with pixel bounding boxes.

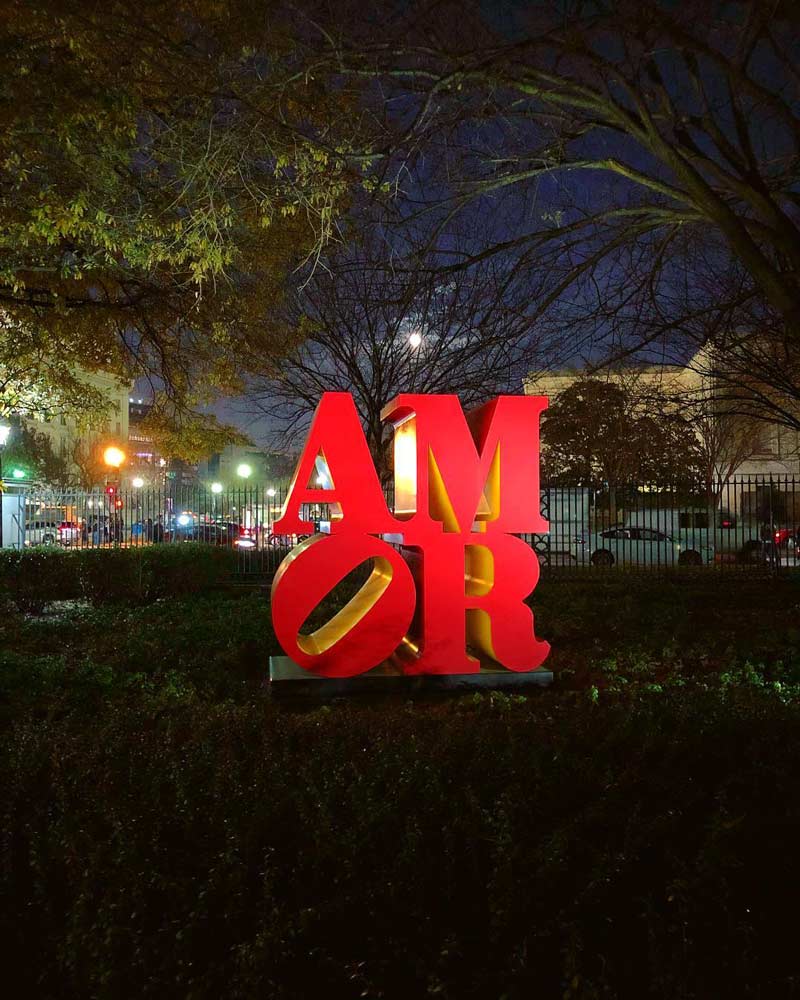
[297,556,396,656]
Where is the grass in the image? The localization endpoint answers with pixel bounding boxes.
[2,573,797,703]
[1,574,799,998]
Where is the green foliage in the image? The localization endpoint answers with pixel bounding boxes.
[541,377,702,485]
[0,415,72,487]
[0,2,361,437]
[0,547,82,612]
[136,407,252,465]
[0,592,269,707]
[78,544,239,604]
[2,685,800,998]
[0,576,798,996]
[0,544,238,611]
[0,324,111,427]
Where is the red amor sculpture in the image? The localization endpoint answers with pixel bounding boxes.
[270,391,550,677]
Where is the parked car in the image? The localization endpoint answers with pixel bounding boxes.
[572,525,714,567]
[622,507,767,562]
[207,520,259,549]
[57,521,80,546]
[228,523,258,549]
[24,520,60,546]
[165,521,245,547]
[772,526,799,549]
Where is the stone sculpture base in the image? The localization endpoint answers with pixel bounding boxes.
[269,656,553,699]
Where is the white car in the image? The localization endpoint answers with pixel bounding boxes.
[572,525,714,567]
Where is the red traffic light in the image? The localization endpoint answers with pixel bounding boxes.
[114,498,124,510]
[105,484,117,497]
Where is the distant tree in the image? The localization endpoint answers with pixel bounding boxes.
[263,451,299,485]
[682,403,765,489]
[69,436,114,491]
[540,377,701,485]
[246,227,549,477]
[136,411,249,467]
[332,0,800,419]
[2,418,71,487]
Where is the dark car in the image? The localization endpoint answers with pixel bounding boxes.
[773,526,799,549]
[214,521,258,549]
[165,521,244,547]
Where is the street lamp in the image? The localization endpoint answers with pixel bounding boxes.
[211,481,223,494]
[132,476,144,489]
[103,445,125,469]
[266,487,276,498]
[102,447,126,547]
[236,463,252,479]
[0,422,10,550]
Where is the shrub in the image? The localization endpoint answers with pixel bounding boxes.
[1,576,799,996]
[79,544,240,604]
[2,690,800,999]
[0,547,82,612]
[77,546,152,604]
[0,544,240,610]
[141,543,240,601]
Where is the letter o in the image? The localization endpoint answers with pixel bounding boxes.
[271,533,416,677]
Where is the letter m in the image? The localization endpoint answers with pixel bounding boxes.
[382,394,548,535]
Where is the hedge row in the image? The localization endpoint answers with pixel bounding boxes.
[0,544,239,611]
[2,687,800,999]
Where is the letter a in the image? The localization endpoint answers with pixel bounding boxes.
[273,392,395,536]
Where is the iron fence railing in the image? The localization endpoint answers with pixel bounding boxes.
[7,475,800,576]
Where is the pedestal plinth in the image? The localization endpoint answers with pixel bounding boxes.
[269,656,553,699]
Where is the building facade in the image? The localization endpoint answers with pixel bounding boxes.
[23,370,133,487]
[525,357,800,479]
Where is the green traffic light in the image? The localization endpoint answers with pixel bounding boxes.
[11,468,25,480]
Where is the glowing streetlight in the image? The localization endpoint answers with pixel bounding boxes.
[266,487,276,498]
[236,462,252,479]
[132,476,144,489]
[211,482,223,494]
[408,331,422,349]
[103,446,125,469]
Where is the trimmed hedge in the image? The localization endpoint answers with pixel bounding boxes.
[0,544,239,610]
[2,687,800,999]
[1,578,800,996]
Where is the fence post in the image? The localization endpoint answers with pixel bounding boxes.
[768,474,777,576]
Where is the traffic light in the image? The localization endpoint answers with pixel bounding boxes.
[114,498,124,510]
[105,483,118,498]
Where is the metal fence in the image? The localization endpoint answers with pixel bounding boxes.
[7,475,800,576]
